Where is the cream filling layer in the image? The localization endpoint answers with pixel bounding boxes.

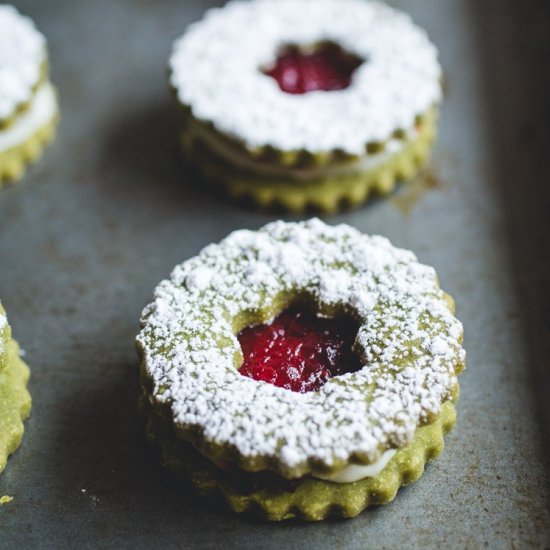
[0,81,57,153]
[313,449,397,483]
[189,122,418,183]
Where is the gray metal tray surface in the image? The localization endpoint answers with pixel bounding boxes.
[1,0,549,548]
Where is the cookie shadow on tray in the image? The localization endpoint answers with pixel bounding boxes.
[43,360,197,520]
[98,99,228,214]
[97,98,429,219]
[44,354,278,530]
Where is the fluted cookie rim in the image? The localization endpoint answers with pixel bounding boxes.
[144,393,458,521]
[182,108,438,213]
[0,83,59,186]
[0,339,32,474]
[169,0,443,160]
[137,219,465,479]
[172,92,438,169]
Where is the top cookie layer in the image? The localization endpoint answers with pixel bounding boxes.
[0,4,46,123]
[170,0,442,155]
[137,219,465,478]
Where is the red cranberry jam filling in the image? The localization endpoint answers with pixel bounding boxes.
[263,42,363,95]
[238,307,361,393]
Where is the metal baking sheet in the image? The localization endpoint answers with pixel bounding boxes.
[1,0,549,547]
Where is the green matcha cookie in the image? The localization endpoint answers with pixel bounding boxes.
[0,339,31,474]
[169,0,443,212]
[0,5,59,187]
[182,109,437,213]
[0,104,58,185]
[137,220,466,520]
[0,303,10,372]
[144,394,457,521]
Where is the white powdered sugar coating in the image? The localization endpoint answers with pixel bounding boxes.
[0,4,46,121]
[0,310,8,370]
[138,220,465,473]
[170,0,442,154]
[0,313,6,338]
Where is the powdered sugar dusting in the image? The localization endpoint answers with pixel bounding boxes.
[170,0,442,154]
[0,308,9,371]
[0,5,46,121]
[137,219,465,473]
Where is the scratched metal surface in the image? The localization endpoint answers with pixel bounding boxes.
[0,0,549,548]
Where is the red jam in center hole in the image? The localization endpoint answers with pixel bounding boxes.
[238,307,361,393]
[263,43,364,95]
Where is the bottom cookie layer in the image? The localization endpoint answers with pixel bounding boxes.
[0,83,59,187]
[0,340,31,474]
[183,111,437,213]
[144,396,457,521]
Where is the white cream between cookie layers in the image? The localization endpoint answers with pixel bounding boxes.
[0,81,57,154]
[187,120,421,182]
[207,445,397,483]
[312,449,397,483]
